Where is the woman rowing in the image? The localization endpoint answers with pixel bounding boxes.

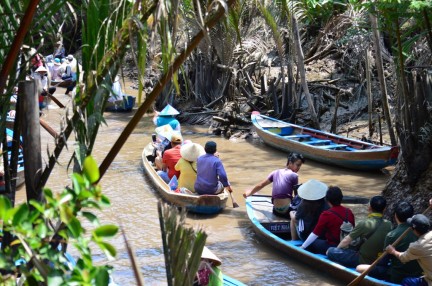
[243,153,305,218]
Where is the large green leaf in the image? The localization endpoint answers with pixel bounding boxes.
[93,224,118,238]
[83,156,100,184]
[0,196,12,220]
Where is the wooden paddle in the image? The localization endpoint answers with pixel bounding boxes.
[347,204,432,286]
[228,189,239,208]
[48,93,65,108]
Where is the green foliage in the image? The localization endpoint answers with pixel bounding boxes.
[0,156,117,285]
[158,202,207,286]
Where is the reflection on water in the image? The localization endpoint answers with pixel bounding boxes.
[24,91,391,286]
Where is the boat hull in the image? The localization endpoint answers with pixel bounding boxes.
[0,128,25,192]
[142,143,228,214]
[105,95,136,112]
[245,196,397,286]
[251,112,398,170]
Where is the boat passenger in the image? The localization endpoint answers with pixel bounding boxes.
[108,75,125,102]
[300,186,355,254]
[356,201,422,283]
[194,141,232,195]
[152,104,181,132]
[290,179,328,241]
[157,133,183,183]
[327,195,392,268]
[386,198,432,286]
[175,142,205,193]
[34,66,56,109]
[52,58,62,81]
[243,153,305,218]
[53,41,65,59]
[194,246,223,286]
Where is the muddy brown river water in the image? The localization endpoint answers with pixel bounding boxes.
[14,88,392,286]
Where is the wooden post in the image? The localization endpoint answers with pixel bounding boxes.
[19,80,43,203]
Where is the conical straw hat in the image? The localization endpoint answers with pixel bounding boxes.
[201,246,221,266]
[159,104,179,116]
[180,143,205,162]
[297,179,328,200]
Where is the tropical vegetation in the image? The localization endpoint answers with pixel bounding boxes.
[0,0,431,284]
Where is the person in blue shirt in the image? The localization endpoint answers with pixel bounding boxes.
[153,104,181,131]
[194,141,232,195]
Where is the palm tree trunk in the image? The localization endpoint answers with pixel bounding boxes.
[291,15,319,129]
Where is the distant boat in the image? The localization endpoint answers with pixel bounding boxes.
[245,195,397,286]
[105,95,136,112]
[0,128,25,192]
[142,142,229,215]
[251,111,399,170]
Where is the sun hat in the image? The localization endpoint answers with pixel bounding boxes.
[155,124,174,140]
[170,132,183,144]
[159,104,180,116]
[201,246,221,266]
[181,143,205,162]
[297,179,328,200]
[408,214,430,234]
[35,66,48,73]
[67,54,74,61]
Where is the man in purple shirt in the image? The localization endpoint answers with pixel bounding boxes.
[194,141,233,195]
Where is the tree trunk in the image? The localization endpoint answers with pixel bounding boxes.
[383,70,432,216]
[370,11,397,146]
[291,16,320,129]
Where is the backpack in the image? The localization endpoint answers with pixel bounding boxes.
[329,208,353,241]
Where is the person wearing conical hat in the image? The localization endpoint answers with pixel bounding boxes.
[289,179,329,241]
[174,142,205,193]
[195,246,223,286]
[152,104,181,132]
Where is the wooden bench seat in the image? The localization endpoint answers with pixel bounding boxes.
[283,134,311,139]
[305,139,332,145]
[318,144,348,150]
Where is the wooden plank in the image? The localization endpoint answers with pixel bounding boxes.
[283,134,311,139]
[305,139,332,145]
[318,144,348,149]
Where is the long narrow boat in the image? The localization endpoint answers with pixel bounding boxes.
[0,128,25,192]
[251,111,399,170]
[245,195,398,286]
[142,142,229,214]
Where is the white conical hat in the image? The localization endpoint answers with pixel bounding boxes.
[201,246,221,266]
[159,104,179,116]
[180,143,205,162]
[297,179,328,200]
[155,124,174,140]
[35,66,47,73]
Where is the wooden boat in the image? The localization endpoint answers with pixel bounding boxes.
[251,111,399,170]
[142,142,229,214]
[0,128,25,192]
[245,195,398,286]
[105,95,136,112]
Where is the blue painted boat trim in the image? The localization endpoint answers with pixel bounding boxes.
[223,274,247,286]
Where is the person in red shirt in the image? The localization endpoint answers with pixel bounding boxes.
[300,186,355,254]
[157,133,183,183]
